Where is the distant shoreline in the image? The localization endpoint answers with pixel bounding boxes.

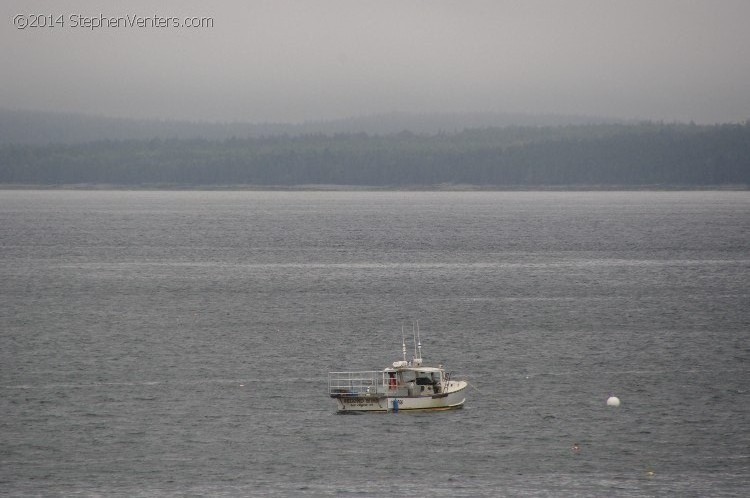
[1,184,747,192]
[4,123,747,187]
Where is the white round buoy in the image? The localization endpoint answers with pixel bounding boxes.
[606,396,621,407]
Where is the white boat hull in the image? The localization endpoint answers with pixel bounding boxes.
[334,381,467,413]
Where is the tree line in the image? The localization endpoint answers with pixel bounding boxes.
[1,122,748,187]
[0,108,618,145]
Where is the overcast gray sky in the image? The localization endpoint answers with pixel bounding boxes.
[3,0,749,123]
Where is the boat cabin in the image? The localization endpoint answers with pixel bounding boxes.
[384,365,444,397]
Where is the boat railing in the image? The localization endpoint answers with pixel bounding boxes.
[328,371,385,397]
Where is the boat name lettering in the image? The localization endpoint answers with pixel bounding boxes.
[343,398,377,405]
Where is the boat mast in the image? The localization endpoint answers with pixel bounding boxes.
[412,322,418,361]
[416,320,422,360]
[401,325,407,363]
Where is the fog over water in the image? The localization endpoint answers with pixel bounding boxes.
[2,0,750,124]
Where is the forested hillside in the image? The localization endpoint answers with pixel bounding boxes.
[0,109,615,145]
[1,122,748,187]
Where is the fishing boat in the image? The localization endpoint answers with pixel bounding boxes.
[328,323,468,413]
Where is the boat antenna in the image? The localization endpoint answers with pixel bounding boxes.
[412,322,417,360]
[416,320,422,360]
[401,325,407,363]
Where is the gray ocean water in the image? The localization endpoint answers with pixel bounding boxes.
[1,190,748,497]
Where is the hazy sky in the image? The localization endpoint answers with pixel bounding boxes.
[3,0,749,123]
